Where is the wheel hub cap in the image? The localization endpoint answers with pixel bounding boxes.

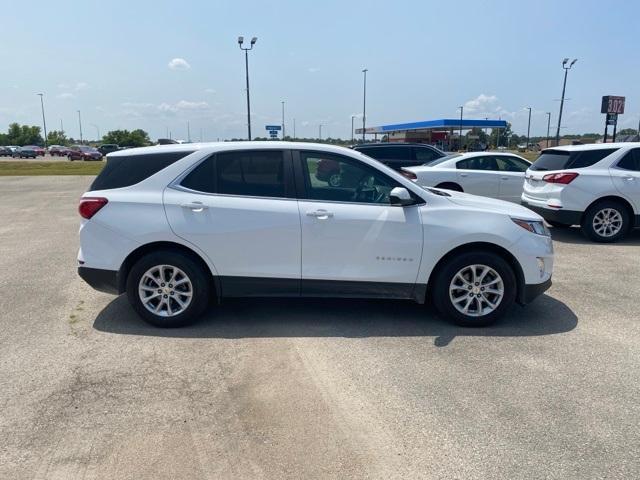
[593,208,622,237]
[449,264,504,317]
[138,265,193,317]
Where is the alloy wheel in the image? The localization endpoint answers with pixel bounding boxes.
[449,264,504,317]
[592,208,623,238]
[138,265,193,317]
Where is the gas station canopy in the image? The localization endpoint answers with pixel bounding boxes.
[355,118,507,135]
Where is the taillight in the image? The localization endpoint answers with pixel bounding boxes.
[542,172,579,184]
[401,169,417,180]
[79,197,108,219]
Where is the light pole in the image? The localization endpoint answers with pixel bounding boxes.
[362,68,368,142]
[187,121,191,142]
[319,124,322,140]
[556,58,577,145]
[351,115,355,142]
[60,119,64,134]
[293,118,296,139]
[546,112,551,148]
[90,124,100,140]
[526,107,532,150]
[37,93,48,148]
[77,110,83,144]
[458,106,463,150]
[238,36,257,141]
[281,101,285,139]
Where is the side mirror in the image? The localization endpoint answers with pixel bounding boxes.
[390,187,415,206]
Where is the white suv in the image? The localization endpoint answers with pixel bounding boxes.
[522,143,640,242]
[78,142,553,328]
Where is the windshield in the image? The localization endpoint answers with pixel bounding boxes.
[530,148,619,171]
[424,154,461,166]
[79,146,96,152]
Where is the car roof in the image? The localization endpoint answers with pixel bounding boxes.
[544,142,640,152]
[107,141,360,158]
[354,143,436,148]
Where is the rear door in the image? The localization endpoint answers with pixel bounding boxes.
[455,155,501,198]
[295,150,423,297]
[495,155,530,202]
[164,149,302,295]
[611,148,640,213]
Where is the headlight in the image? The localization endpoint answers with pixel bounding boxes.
[511,218,550,236]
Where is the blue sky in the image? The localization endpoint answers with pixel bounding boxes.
[1,0,638,141]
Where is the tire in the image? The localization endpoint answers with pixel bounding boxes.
[581,200,629,243]
[432,251,516,327]
[435,182,463,192]
[126,250,211,328]
[546,220,571,228]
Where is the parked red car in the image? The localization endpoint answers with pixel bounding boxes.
[68,145,103,161]
[49,145,68,156]
[24,145,45,156]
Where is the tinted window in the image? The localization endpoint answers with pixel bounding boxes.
[302,152,400,204]
[456,156,499,171]
[426,154,461,167]
[90,151,194,191]
[413,147,441,163]
[359,146,411,160]
[496,156,530,172]
[530,148,619,171]
[216,150,286,198]
[617,149,640,171]
[181,155,215,192]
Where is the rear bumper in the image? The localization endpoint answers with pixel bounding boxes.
[521,200,582,226]
[520,277,552,305]
[78,267,120,295]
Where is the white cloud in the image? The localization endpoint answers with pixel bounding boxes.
[158,100,209,113]
[204,88,216,94]
[464,94,498,114]
[57,93,75,99]
[168,58,191,70]
[75,82,89,91]
[307,67,320,73]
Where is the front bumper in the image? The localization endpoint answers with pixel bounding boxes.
[521,277,552,305]
[521,200,582,226]
[78,267,119,294]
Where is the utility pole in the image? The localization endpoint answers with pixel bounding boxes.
[238,36,257,140]
[526,107,532,151]
[556,58,577,145]
[293,118,296,139]
[319,124,322,140]
[458,106,463,150]
[77,110,83,144]
[546,112,551,148]
[187,121,191,142]
[281,101,285,139]
[37,94,48,148]
[362,68,368,142]
[60,119,64,134]
[351,115,355,143]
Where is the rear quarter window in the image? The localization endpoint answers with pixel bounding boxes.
[90,151,194,191]
[530,148,618,171]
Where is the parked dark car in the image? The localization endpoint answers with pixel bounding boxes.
[97,144,120,156]
[23,145,45,156]
[352,143,446,170]
[49,145,68,156]
[0,146,13,156]
[68,145,102,161]
[12,146,38,159]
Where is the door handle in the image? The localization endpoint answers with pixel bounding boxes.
[459,173,468,177]
[180,201,208,211]
[501,176,509,180]
[306,209,334,218]
[624,176,635,181]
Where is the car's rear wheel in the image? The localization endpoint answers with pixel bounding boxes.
[126,250,210,328]
[432,251,516,327]
[581,200,629,243]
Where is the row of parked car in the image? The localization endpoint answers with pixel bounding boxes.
[350,142,640,243]
[0,143,123,161]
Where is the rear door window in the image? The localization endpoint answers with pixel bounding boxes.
[360,146,411,160]
[616,149,640,171]
[530,148,618,171]
[413,147,441,163]
[456,156,499,171]
[90,151,195,191]
[496,156,530,172]
[216,150,289,198]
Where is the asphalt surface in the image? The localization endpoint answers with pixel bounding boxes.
[1,176,638,479]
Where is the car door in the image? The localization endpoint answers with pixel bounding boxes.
[611,148,640,212]
[295,150,423,298]
[412,146,442,166]
[164,149,302,296]
[495,155,530,203]
[455,155,501,198]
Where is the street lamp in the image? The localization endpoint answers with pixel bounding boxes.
[555,58,577,145]
[319,124,322,140]
[281,101,285,139]
[361,68,368,142]
[238,35,257,141]
[77,110,83,144]
[36,93,48,149]
[526,107,532,151]
[458,106,463,150]
[351,115,355,142]
[545,112,551,148]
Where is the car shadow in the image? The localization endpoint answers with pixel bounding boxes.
[93,294,577,347]
[550,225,640,246]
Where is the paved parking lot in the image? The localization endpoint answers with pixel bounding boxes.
[0,175,638,479]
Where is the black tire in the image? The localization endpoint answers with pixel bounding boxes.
[581,200,630,243]
[126,250,211,328]
[432,251,516,327]
[546,220,571,228]
[435,182,463,192]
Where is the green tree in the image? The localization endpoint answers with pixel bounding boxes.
[101,129,151,147]
[617,128,638,136]
[47,130,68,146]
[5,123,43,146]
[488,122,513,148]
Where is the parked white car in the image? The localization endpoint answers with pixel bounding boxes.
[522,143,640,242]
[402,152,532,203]
[78,142,553,328]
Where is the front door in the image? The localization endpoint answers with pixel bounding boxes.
[611,148,640,213]
[295,150,423,298]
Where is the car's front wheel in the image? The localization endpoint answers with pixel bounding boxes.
[581,200,629,243]
[432,251,516,327]
[126,250,210,327]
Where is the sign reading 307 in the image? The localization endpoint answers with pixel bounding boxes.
[601,96,625,115]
